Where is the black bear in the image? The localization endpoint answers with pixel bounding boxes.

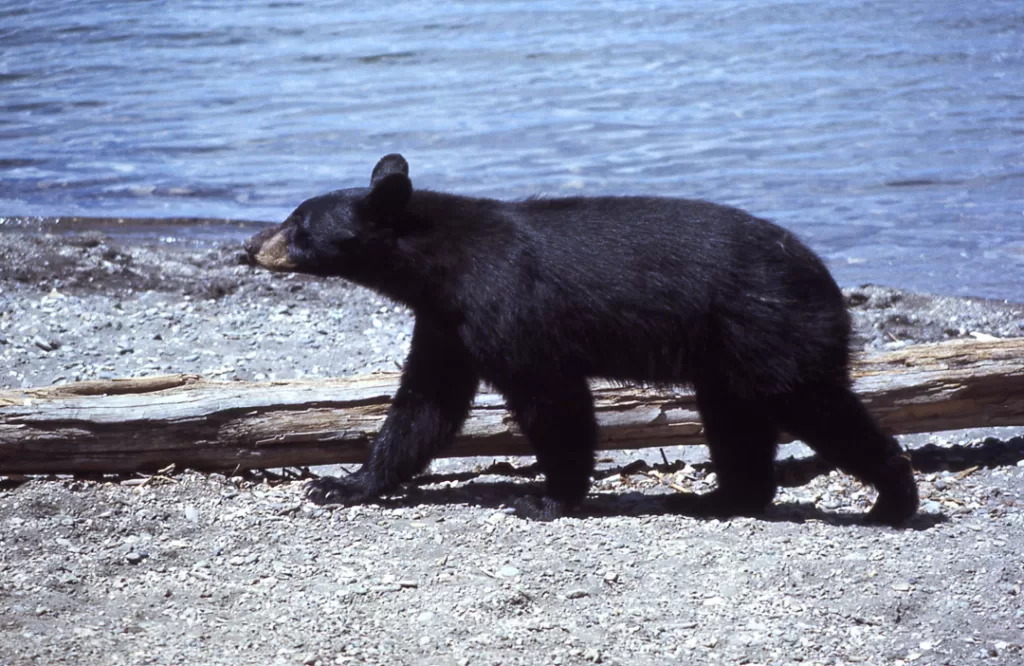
[245,154,918,524]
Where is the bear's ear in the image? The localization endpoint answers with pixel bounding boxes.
[364,172,413,220]
[370,153,409,187]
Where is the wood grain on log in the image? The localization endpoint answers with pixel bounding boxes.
[1,338,1022,474]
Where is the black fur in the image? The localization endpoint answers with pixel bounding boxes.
[244,154,918,524]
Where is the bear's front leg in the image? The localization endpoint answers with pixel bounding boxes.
[498,377,598,520]
[307,319,478,505]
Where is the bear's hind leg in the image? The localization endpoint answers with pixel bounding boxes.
[774,382,918,525]
[499,377,597,520]
[676,389,780,517]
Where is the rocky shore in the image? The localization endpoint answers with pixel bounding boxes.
[1,229,1023,665]
[1,230,1022,390]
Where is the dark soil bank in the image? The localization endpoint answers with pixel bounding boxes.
[1,230,1023,665]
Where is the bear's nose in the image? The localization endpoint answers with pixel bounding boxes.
[244,227,277,258]
[243,228,272,266]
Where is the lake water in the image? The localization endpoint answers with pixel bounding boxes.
[1,0,1022,300]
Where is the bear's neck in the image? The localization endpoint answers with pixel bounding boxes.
[352,190,511,320]
[345,239,463,320]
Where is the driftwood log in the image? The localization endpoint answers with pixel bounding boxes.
[1,338,1022,474]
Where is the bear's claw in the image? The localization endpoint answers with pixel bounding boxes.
[864,454,919,526]
[305,476,378,506]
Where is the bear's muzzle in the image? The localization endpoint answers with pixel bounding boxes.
[244,226,298,272]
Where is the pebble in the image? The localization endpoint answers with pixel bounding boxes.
[31,335,56,352]
[498,565,520,578]
[125,551,146,564]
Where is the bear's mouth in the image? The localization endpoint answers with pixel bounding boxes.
[244,227,297,272]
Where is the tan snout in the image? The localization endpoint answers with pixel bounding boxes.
[245,227,297,272]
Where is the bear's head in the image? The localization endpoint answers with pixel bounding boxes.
[244,153,413,278]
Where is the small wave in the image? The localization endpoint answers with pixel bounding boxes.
[883,178,964,188]
[0,158,43,169]
[354,51,419,65]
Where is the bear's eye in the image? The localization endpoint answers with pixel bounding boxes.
[290,224,313,249]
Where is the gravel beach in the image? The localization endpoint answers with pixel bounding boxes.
[1,229,1023,665]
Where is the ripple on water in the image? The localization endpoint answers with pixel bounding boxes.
[0,0,1020,299]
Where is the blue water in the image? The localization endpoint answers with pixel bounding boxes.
[1,1,1022,300]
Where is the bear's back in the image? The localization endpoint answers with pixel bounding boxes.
[428,193,850,395]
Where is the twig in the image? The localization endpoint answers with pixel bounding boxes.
[956,465,980,480]
[646,470,689,494]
